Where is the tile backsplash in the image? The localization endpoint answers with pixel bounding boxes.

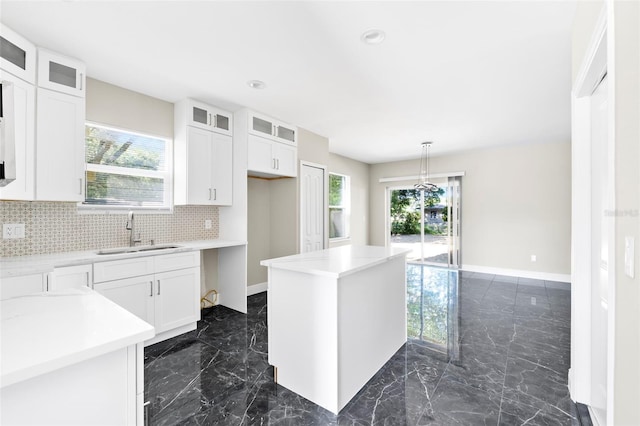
[0,201,219,257]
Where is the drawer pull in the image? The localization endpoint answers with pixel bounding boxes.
[157,280,161,296]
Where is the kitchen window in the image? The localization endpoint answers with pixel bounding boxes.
[82,123,172,210]
[329,173,350,240]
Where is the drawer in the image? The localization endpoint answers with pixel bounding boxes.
[1,273,45,300]
[154,251,200,274]
[94,256,155,283]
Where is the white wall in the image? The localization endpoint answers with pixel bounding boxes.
[86,78,173,138]
[369,141,572,277]
[247,178,271,285]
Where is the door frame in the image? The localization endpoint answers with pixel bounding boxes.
[299,161,328,252]
[385,179,459,268]
[570,4,616,424]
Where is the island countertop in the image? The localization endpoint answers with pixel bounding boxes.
[260,245,411,278]
[1,287,155,388]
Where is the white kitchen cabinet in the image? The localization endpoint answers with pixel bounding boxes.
[175,101,233,206]
[94,275,156,326]
[249,111,296,146]
[49,264,92,291]
[177,98,232,136]
[37,48,85,97]
[0,24,36,85]
[247,134,297,178]
[0,273,44,300]
[154,267,200,333]
[93,251,201,345]
[35,87,85,201]
[0,71,35,200]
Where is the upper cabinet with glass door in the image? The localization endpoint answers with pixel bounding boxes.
[249,112,296,146]
[0,24,36,84]
[37,48,85,97]
[181,98,232,136]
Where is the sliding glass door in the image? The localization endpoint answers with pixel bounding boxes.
[388,177,460,268]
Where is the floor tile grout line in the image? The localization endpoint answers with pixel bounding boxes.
[496,309,516,425]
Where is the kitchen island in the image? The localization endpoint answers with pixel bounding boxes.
[261,245,410,414]
[1,287,155,425]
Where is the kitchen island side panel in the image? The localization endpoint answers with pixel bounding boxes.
[267,268,340,413]
[337,255,407,410]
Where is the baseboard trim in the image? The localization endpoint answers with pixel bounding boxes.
[248,282,267,296]
[461,264,571,283]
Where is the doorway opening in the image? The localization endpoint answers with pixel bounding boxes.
[388,177,461,268]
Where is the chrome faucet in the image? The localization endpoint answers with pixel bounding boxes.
[125,211,142,247]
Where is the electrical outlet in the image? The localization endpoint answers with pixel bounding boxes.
[3,223,25,239]
[204,219,212,230]
[530,254,537,262]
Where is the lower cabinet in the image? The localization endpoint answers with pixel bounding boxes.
[49,264,92,291]
[93,251,201,345]
[0,273,44,300]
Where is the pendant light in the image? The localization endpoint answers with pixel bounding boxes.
[414,141,438,192]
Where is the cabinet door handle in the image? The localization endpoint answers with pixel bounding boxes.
[213,114,217,128]
[272,124,276,136]
[85,271,90,287]
[149,281,153,297]
[208,113,212,126]
[208,188,212,200]
[276,159,279,170]
[214,188,217,200]
[79,73,83,90]
[78,178,83,195]
[157,280,161,296]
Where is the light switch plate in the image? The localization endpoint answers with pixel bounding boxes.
[3,224,25,239]
[625,236,634,278]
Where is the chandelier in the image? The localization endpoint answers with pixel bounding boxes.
[414,142,438,192]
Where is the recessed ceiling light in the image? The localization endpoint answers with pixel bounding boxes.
[247,80,266,90]
[361,29,386,45]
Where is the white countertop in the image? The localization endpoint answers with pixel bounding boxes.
[0,239,247,278]
[260,245,411,278]
[1,287,155,388]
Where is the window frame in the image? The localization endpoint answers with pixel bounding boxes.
[329,172,350,241]
[79,121,173,213]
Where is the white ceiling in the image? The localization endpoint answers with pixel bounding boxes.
[1,1,576,164]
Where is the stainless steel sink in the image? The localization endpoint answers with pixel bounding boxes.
[96,244,181,255]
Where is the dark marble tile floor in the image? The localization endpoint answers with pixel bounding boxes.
[144,266,581,425]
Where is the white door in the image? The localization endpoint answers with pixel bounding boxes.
[154,267,200,333]
[0,73,35,201]
[590,74,609,425]
[300,163,325,253]
[49,264,91,291]
[211,133,233,205]
[35,88,85,202]
[247,134,274,174]
[186,126,213,204]
[94,275,155,326]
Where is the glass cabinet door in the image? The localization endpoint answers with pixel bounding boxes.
[48,61,77,89]
[214,114,230,132]
[191,106,209,126]
[276,125,295,143]
[37,49,85,97]
[0,25,36,84]
[185,101,232,135]
[252,116,274,137]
